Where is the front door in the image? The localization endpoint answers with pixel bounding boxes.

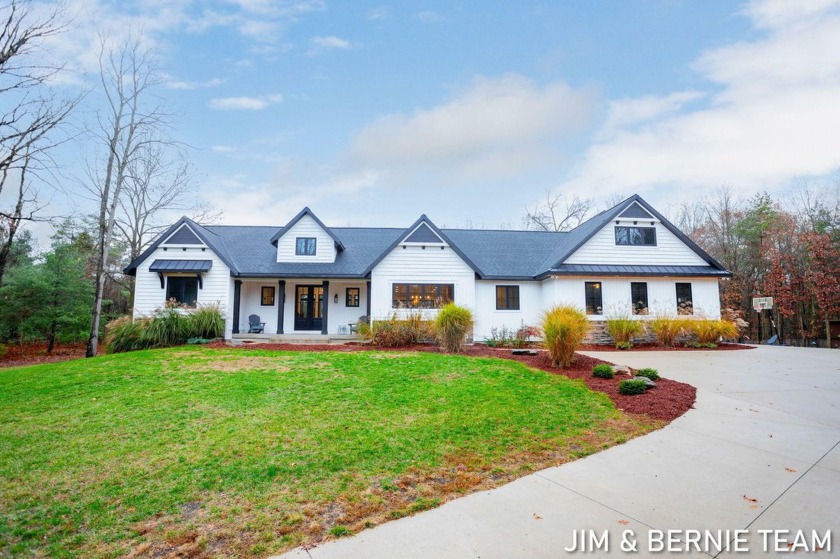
[294,285,323,331]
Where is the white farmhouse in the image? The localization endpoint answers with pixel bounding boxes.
[125,195,730,340]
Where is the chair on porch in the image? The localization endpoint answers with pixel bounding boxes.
[248,314,265,334]
[349,315,369,334]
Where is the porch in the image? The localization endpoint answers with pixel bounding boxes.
[231,277,371,337]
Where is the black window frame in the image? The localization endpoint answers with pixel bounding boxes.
[495,285,520,310]
[166,276,198,307]
[615,226,657,246]
[585,281,603,315]
[346,287,360,307]
[630,282,649,315]
[295,237,317,256]
[676,282,693,315]
[261,286,276,306]
[391,283,454,309]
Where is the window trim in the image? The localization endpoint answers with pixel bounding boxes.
[165,275,199,307]
[495,285,520,310]
[676,282,694,315]
[585,281,603,315]
[295,237,317,256]
[345,287,360,308]
[615,226,657,246]
[261,286,276,306]
[630,282,648,315]
[391,283,454,309]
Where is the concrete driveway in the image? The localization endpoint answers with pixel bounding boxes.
[276,346,840,558]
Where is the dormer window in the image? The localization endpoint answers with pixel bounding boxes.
[295,237,317,256]
[615,226,656,246]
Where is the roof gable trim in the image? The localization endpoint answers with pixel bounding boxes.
[269,207,345,250]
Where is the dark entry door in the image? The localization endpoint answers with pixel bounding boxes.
[294,285,323,331]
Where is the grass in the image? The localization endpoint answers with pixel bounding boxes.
[0,347,657,558]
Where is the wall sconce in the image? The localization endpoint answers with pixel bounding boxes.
[334,293,339,303]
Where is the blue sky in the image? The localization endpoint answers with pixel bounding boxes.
[28,0,840,231]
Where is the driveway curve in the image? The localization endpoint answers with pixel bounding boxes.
[276,346,840,558]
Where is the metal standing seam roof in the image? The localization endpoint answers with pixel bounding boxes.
[149,259,213,272]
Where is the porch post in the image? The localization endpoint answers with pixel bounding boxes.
[366,281,371,321]
[277,280,285,334]
[321,280,330,335]
[232,280,242,334]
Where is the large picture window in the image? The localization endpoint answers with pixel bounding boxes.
[585,282,602,315]
[676,282,693,315]
[495,285,520,310]
[631,282,648,315]
[166,276,198,307]
[392,283,453,309]
[615,226,656,246]
[295,237,317,255]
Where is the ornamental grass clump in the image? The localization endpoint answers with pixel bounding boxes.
[188,304,225,339]
[541,305,590,368]
[688,319,740,345]
[647,316,688,347]
[605,316,644,349]
[434,303,475,353]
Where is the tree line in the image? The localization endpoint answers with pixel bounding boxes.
[0,1,215,355]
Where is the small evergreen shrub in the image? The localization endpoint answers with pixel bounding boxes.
[634,367,660,381]
[605,316,644,349]
[435,303,475,353]
[592,363,614,379]
[541,306,590,368]
[647,316,687,347]
[618,378,649,395]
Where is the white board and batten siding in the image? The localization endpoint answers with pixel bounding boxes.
[132,245,231,323]
[565,221,708,266]
[276,214,337,263]
[473,281,543,340]
[370,245,476,321]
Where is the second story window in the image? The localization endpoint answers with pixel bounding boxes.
[615,226,656,246]
[295,237,317,255]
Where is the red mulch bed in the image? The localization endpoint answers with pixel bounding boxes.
[578,342,754,352]
[205,341,695,423]
[0,342,89,368]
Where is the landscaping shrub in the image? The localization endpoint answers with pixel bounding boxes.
[541,305,590,368]
[687,319,740,345]
[647,316,687,347]
[605,316,644,349]
[368,313,434,347]
[434,303,475,353]
[592,363,614,379]
[143,307,189,348]
[188,304,225,339]
[105,316,152,353]
[618,378,649,395]
[634,368,660,381]
[485,325,514,347]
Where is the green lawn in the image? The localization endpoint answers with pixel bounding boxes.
[0,347,655,558]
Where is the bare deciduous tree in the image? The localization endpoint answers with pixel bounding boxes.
[523,191,593,232]
[84,34,170,357]
[0,0,78,284]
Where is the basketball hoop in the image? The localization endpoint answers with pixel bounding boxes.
[752,296,774,312]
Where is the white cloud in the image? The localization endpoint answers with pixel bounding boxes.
[346,74,595,184]
[307,35,354,55]
[367,6,389,21]
[415,10,449,24]
[165,77,225,90]
[207,93,283,110]
[211,145,236,153]
[551,0,840,203]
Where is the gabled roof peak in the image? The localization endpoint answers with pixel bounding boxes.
[269,207,345,250]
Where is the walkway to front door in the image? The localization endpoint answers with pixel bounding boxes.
[294,285,323,331]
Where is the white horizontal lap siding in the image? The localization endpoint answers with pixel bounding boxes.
[474,281,542,340]
[276,214,337,263]
[565,222,708,266]
[132,246,231,319]
[370,245,476,322]
[239,281,279,333]
[542,276,722,319]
